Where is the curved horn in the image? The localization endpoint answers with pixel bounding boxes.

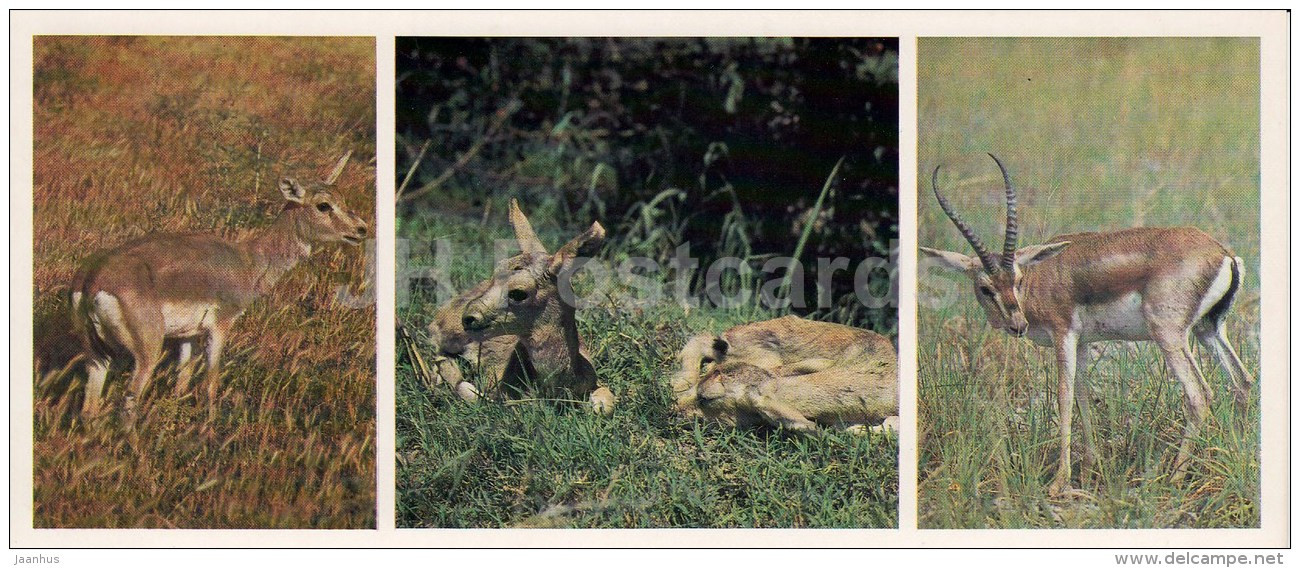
[988,154,1018,272]
[931,165,999,273]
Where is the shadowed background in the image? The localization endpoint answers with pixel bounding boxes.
[395,38,900,528]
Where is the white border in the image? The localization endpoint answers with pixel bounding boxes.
[8,9,1290,549]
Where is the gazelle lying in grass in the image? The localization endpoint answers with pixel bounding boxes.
[71,153,368,417]
[920,154,1254,497]
[428,200,616,415]
[673,316,899,433]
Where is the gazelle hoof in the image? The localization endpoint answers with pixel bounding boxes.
[454,381,480,402]
[874,415,901,433]
[589,387,615,416]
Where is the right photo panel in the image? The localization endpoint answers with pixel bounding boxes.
[916,37,1260,529]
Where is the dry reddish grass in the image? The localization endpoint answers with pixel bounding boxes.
[31,36,376,528]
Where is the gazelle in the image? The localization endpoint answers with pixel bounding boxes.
[71,153,369,417]
[428,199,616,415]
[673,316,898,433]
[920,153,1253,496]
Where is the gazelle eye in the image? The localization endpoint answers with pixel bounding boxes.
[507,289,528,303]
[979,287,996,298]
[316,202,333,213]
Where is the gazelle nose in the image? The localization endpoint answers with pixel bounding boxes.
[356,225,367,237]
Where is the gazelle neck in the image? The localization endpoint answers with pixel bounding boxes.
[519,298,584,380]
[244,207,314,294]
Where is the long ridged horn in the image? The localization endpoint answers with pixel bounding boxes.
[932,165,999,273]
[988,153,1018,272]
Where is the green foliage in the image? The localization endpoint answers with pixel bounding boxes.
[917,38,1260,528]
[396,37,899,333]
[396,208,898,528]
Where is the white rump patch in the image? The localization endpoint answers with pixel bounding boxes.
[1193,256,1235,323]
[89,291,127,341]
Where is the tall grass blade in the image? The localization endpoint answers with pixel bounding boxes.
[775,156,843,310]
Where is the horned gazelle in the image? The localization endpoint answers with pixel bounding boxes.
[428,199,616,415]
[920,154,1253,496]
[71,153,369,418]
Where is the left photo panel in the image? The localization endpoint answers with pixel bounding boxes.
[31,36,377,528]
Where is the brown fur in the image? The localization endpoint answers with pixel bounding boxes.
[427,200,614,414]
[925,173,1254,498]
[71,156,368,418]
[674,316,898,432]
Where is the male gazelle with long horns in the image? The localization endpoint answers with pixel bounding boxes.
[920,154,1253,497]
[71,153,369,418]
[429,200,616,415]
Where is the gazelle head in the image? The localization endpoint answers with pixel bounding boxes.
[919,154,1070,337]
[277,152,369,246]
[458,199,605,342]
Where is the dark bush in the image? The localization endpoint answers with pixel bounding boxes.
[396,37,898,333]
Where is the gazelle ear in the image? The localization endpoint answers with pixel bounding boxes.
[919,246,979,273]
[1016,241,1071,267]
[279,177,307,203]
[509,199,548,256]
[548,221,606,275]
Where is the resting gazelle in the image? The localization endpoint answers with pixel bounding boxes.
[673,316,899,434]
[920,154,1253,497]
[428,200,616,415]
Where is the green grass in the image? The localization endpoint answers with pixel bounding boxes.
[917,38,1260,528]
[396,202,898,528]
[32,37,376,528]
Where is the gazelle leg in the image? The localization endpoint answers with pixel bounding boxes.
[753,395,818,433]
[82,356,111,418]
[203,322,230,402]
[870,416,901,433]
[1153,330,1210,483]
[120,300,165,419]
[1049,331,1079,497]
[1073,342,1101,478]
[589,386,615,416]
[125,334,163,419]
[172,340,196,396]
[1195,323,1254,411]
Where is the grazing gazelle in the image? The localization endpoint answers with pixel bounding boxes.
[673,316,899,433]
[71,153,369,417]
[429,199,616,415]
[920,153,1254,496]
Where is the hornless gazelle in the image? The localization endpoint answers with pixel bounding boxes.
[673,316,899,433]
[71,153,369,418]
[428,199,616,415]
[920,154,1253,497]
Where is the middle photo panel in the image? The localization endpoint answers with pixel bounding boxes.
[394,37,900,529]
